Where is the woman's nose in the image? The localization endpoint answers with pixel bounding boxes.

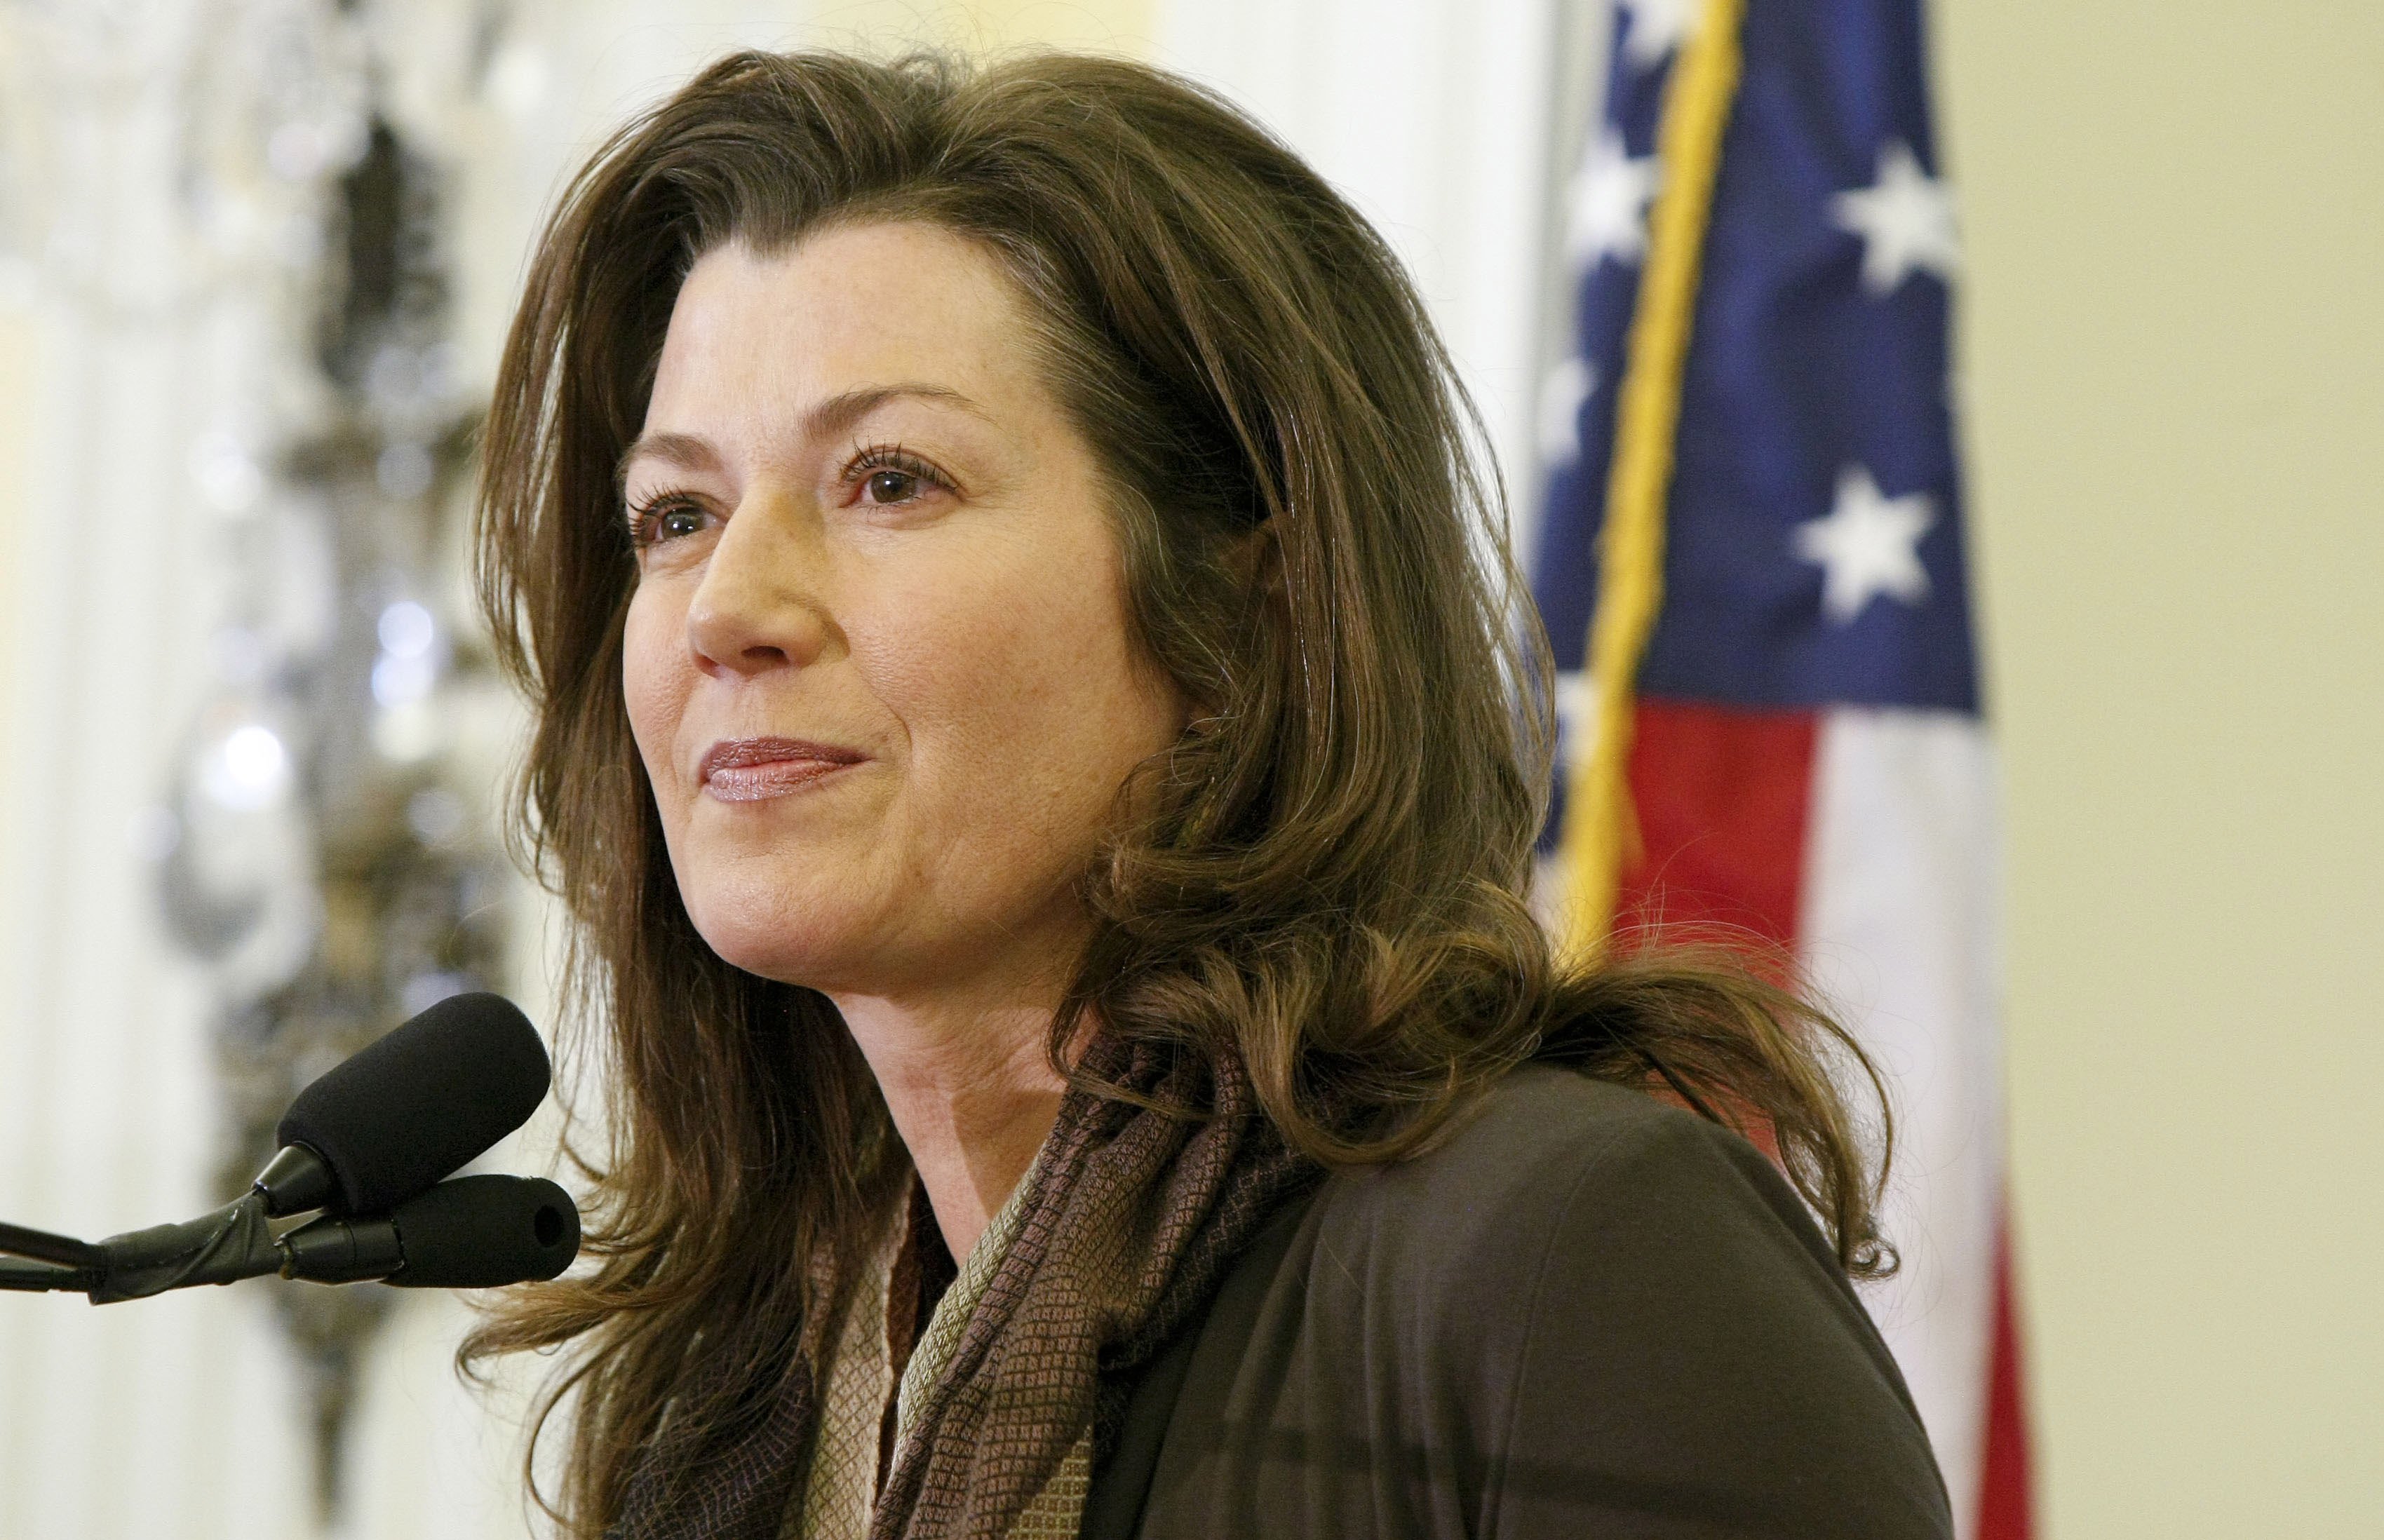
[683,489,835,675]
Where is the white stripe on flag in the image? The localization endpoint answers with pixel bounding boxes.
[1798,707,2006,1538]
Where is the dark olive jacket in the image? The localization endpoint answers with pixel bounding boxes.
[1080,1066,1953,1539]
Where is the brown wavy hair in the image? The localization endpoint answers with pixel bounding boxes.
[465,48,1892,1535]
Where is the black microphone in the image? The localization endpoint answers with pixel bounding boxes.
[257,992,551,1217]
[279,1175,581,1289]
[0,992,567,1302]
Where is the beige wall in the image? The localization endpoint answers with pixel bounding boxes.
[0,295,25,861]
[1937,3,2384,1535]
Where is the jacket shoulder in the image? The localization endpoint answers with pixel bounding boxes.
[1310,1063,1836,1291]
[1106,1065,1952,1539]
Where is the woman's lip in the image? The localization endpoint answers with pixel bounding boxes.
[699,737,867,802]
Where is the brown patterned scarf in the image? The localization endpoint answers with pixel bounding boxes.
[612,1036,1318,1540]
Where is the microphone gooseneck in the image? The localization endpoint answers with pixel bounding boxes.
[85,1195,282,1303]
[11,1175,581,1301]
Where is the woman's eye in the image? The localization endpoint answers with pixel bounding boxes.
[862,468,921,504]
[635,501,709,546]
[847,450,950,508]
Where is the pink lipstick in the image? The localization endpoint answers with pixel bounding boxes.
[699,737,866,802]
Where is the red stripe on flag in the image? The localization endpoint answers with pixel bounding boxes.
[1979,1215,2035,1538]
[1619,698,1819,949]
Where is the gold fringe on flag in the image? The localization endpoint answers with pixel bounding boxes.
[1557,0,1748,959]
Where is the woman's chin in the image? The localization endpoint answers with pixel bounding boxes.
[681,893,877,992]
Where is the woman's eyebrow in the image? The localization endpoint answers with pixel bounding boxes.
[617,384,989,489]
[804,381,990,439]
[617,430,718,494]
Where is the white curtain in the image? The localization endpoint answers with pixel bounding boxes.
[1149,0,1575,547]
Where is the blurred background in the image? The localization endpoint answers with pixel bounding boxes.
[0,1,2374,1536]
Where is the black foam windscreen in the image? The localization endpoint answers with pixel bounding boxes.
[274,992,551,1215]
[383,1175,580,1289]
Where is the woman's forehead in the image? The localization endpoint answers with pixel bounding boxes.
[645,225,1042,428]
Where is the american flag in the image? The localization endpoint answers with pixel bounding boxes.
[1530,1,2031,1534]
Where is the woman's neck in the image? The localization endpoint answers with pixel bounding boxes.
[831,982,1071,1262]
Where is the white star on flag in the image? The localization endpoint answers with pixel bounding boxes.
[1830,140,1959,295]
[1537,356,1597,465]
[1619,0,1704,68]
[1794,465,1935,622]
[1566,129,1659,266]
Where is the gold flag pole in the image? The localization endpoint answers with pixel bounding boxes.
[1558,0,1749,959]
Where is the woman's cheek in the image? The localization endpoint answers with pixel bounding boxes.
[862,553,1029,712]
[621,585,692,800]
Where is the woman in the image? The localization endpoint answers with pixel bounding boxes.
[468,48,1951,1540]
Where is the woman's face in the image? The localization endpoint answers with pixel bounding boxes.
[621,222,1183,1002]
